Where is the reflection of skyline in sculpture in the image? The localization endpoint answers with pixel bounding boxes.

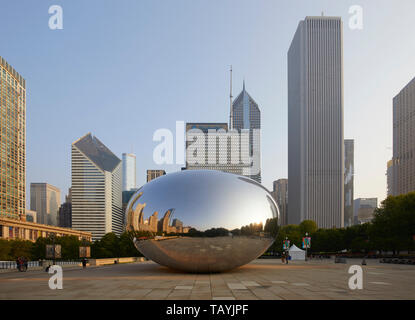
[125,170,278,272]
[126,197,191,234]
[125,171,278,232]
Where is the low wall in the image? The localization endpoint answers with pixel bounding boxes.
[88,257,146,266]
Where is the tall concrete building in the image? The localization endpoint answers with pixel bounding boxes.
[354,198,377,225]
[122,153,136,191]
[344,140,354,227]
[386,159,396,196]
[391,77,415,196]
[272,179,288,226]
[231,82,261,183]
[30,183,61,226]
[146,169,166,183]
[0,57,26,220]
[58,202,72,228]
[288,16,344,228]
[58,188,72,228]
[71,133,123,240]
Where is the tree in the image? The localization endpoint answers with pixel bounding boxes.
[370,192,415,254]
[0,239,12,260]
[264,217,279,238]
[58,235,82,259]
[31,237,49,260]
[119,231,142,257]
[299,220,318,235]
[9,240,33,260]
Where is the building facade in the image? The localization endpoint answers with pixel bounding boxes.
[0,57,26,221]
[386,159,396,196]
[185,123,246,176]
[288,16,344,228]
[271,179,288,226]
[58,202,72,228]
[354,198,377,225]
[231,83,261,183]
[25,209,37,223]
[147,169,166,183]
[71,133,123,241]
[30,183,61,226]
[391,77,415,196]
[122,153,136,191]
[0,216,91,242]
[344,139,354,227]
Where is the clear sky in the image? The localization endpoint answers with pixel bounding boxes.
[1,0,415,204]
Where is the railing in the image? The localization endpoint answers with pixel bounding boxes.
[0,260,82,270]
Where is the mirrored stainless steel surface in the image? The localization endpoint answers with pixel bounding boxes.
[125,170,279,272]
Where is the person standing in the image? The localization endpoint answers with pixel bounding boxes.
[16,257,21,272]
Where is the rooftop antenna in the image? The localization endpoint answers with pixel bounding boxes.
[229,65,233,130]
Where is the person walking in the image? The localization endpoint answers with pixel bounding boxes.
[21,257,28,272]
[16,257,21,272]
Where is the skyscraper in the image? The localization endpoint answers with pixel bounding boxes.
[391,77,415,196]
[344,140,354,227]
[231,82,261,183]
[30,183,61,226]
[58,188,72,228]
[185,122,245,176]
[386,159,396,196]
[0,57,26,220]
[122,153,136,191]
[272,179,288,226]
[58,202,72,228]
[71,133,123,240]
[354,198,378,225]
[288,16,344,228]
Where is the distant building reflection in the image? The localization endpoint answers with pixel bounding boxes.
[127,195,191,234]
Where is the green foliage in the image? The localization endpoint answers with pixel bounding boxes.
[267,192,415,255]
[264,217,279,237]
[299,220,318,235]
[91,232,143,258]
[240,222,263,236]
[9,240,34,260]
[369,192,415,254]
[0,239,13,260]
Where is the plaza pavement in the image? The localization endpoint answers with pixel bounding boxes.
[0,258,414,300]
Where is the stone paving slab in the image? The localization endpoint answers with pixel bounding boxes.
[0,259,414,300]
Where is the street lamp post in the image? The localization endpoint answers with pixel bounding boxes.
[305,232,308,261]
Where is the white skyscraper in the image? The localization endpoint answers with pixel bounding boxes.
[231,82,261,183]
[71,133,123,240]
[122,153,136,191]
[288,16,344,228]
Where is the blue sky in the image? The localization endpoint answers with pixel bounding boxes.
[1,0,415,204]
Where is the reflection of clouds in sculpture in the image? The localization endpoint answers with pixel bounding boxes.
[125,170,279,272]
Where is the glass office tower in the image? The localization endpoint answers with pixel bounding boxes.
[122,153,136,191]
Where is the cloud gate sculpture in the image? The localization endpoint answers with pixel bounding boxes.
[125,170,279,273]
